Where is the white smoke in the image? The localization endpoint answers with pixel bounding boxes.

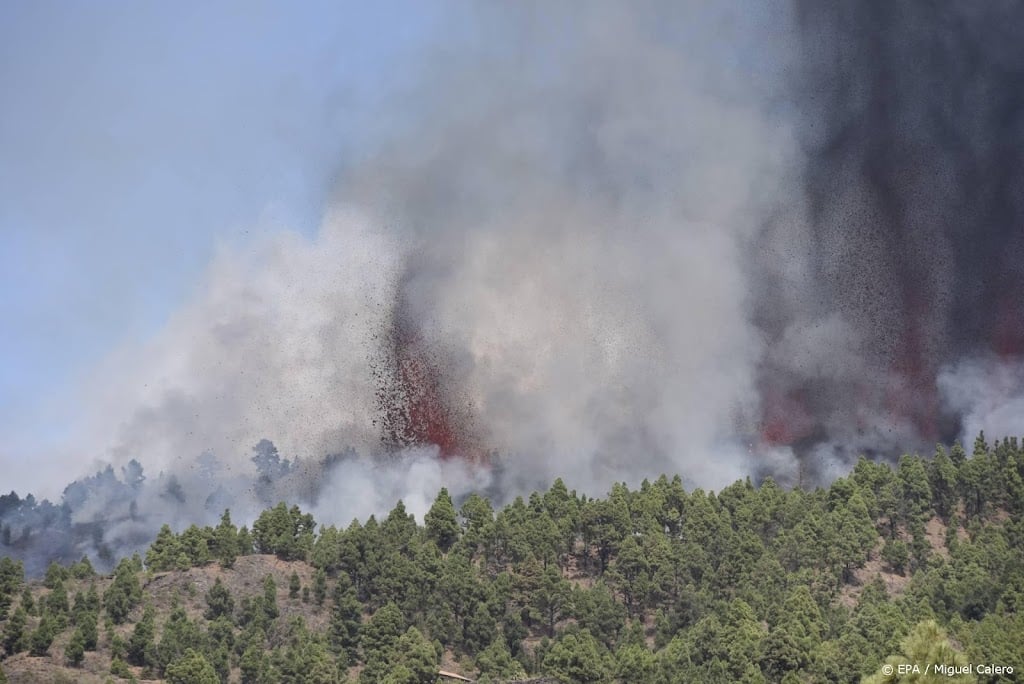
[43,2,805,523]
[939,357,1024,444]
[78,208,404,477]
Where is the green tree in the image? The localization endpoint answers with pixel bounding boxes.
[238,525,254,555]
[759,627,807,681]
[462,601,497,654]
[262,574,280,620]
[165,648,220,684]
[311,524,341,573]
[475,636,527,681]
[329,575,363,665]
[962,612,1024,682]
[614,643,657,682]
[0,557,23,618]
[42,561,68,589]
[928,445,959,519]
[573,582,626,649]
[70,555,96,579]
[606,535,650,616]
[44,577,69,628]
[104,557,142,624]
[179,524,212,566]
[533,564,572,636]
[1,606,26,655]
[425,487,460,552]
[77,612,99,651]
[313,568,327,607]
[214,509,239,568]
[289,570,301,600]
[863,620,974,683]
[542,630,610,683]
[272,616,338,684]
[28,614,56,656]
[253,502,316,561]
[146,524,182,571]
[386,627,439,684]
[156,603,205,675]
[110,657,133,679]
[361,601,405,662]
[204,577,235,620]
[127,604,157,668]
[240,641,274,684]
[898,455,933,523]
[64,627,86,666]
[19,587,34,616]
[460,493,495,554]
[882,539,910,575]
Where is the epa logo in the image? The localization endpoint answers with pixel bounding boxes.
[880,664,924,676]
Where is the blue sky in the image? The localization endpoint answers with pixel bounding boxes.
[0,1,444,486]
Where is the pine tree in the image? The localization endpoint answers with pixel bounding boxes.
[863,620,974,683]
[65,627,86,666]
[204,577,235,620]
[459,493,495,553]
[361,601,405,662]
[253,502,316,561]
[614,642,657,682]
[533,564,572,636]
[127,604,157,668]
[164,648,220,684]
[262,574,279,620]
[462,601,497,654]
[156,603,205,675]
[104,557,142,624]
[215,509,239,568]
[425,487,460,552]
[42,561,68,589]
[146,524,182,571]
[28,614,56,656]
[392,627,439,684]
[1,606,26,655]
[329,576,363,664]
[313,568,327,607]
[44,577,69,628]
[110,657,133,678]
[475,637,527,680]
[542,631,610,683]
[0,557,23,617]
[238,525,254,556]
[19,587,34,616]
[179,524,211,566]
[79,612,98,650]
[240,642,271,684]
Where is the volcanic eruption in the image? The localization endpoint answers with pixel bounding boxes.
[3,1,1024,575]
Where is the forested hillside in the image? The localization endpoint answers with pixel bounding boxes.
[1,434,1023,683]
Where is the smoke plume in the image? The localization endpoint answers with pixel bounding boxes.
[755,1,1024,477]
[3,1,1023,573]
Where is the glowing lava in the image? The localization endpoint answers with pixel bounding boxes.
[375,299,481,461]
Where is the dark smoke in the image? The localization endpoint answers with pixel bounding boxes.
[753,1,1024,476]
[3,1,1023,574]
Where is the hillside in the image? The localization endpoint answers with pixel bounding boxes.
[1,435,1023,683]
